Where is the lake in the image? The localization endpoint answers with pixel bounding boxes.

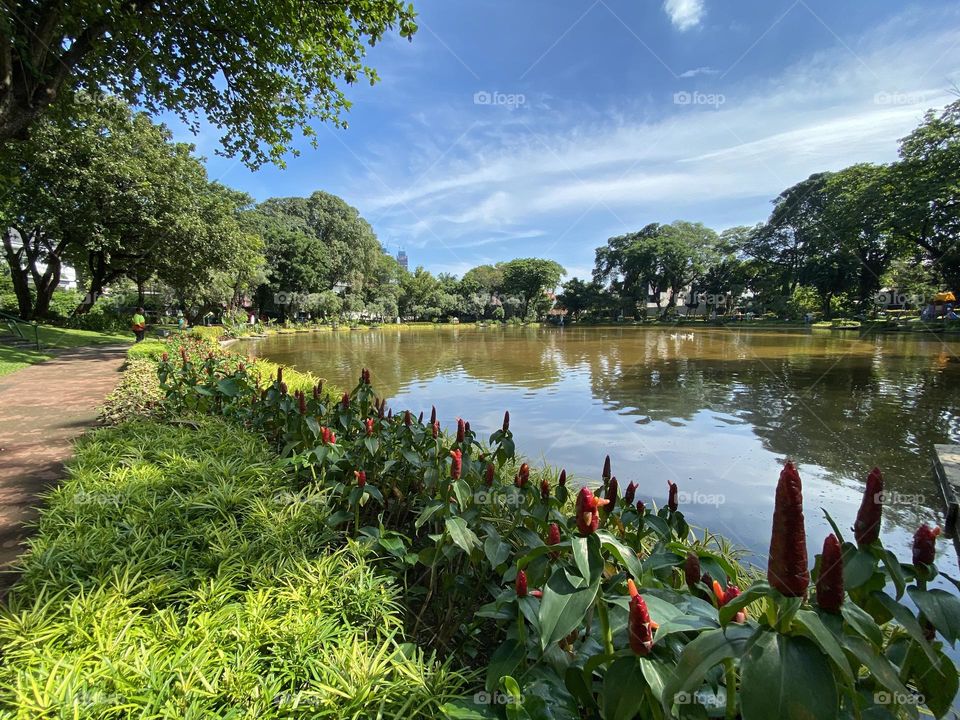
[249,325,960,568]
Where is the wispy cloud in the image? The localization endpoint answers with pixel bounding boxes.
[664,0,705,31]
[679,66,719,78]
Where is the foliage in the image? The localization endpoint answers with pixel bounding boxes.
[98,358,167,424]
[499,258,566,321]
[0,1,418,166]
[153,353,960,719]
[0,418,469,718]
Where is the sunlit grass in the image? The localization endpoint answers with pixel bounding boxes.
[0,418,473,718]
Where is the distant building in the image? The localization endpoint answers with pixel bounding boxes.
[396,249,408,271]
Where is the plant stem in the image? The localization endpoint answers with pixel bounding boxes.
[596,598,614,656]
[724,658,737,719]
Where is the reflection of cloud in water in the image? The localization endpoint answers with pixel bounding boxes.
[251,326,960,566]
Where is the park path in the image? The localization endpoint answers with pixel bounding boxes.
[0,345,127,590]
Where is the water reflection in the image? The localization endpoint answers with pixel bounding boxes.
[250,326,960,564]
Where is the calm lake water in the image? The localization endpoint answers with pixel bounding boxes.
[249,326,960,568]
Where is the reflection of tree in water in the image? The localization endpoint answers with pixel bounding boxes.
[589,331,960,527]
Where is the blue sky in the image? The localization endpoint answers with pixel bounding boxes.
[165,0,960,281]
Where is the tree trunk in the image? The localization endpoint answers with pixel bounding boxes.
[1,228,33,319]
[74,251,115,315]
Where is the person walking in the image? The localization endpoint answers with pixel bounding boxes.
[131,307,147,343]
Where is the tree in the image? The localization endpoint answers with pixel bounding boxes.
[556,277,608,320]
[0,2,417,166]
[499,258,565,320]
[890,99,960,294]
[0,94,255,319]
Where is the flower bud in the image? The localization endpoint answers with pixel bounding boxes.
[628,594,654,655]
[547,523,561,558]
[606,477,619,511]
[485,462,495,487]
[558,469,566,486]
[602,455,611,482]
[365,418,375,436]
[456,419,465,443]
[450,449,462,480]
[502,411,510,432]
[341,392,350,411]
[767,462,809,598]
[684,552,701,591]
[853,467,884,546]
[624,481,637,507]
[667,481,678,512]
[912,524,941,567]
[540,478,550,501]
[354,470,367,488]
[515,569,528,598]
[430,406,437,425]
[816,534,844,613]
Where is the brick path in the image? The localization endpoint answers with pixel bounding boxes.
[0,345,127,589]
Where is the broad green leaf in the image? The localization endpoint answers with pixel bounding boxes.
[415,501,444,530]
[740,631,838,720]
[840,600,883,647]
[907,587,960,644]
[596,530,644,580]
[484,531,512,569]
[662,624,755,705]
[601,657,648,720]
[538,567,600,649]
[791,610,853,683]
[440,699,498,719]
[445,516,479,553]
[870,592,938,663]
[452,479,471,508]
[719,581,772,624]
[895,637,959,718]
[844,546,878,589]
[363,436,379,455]
[570,536,591,581]
[486,637,526,693]
[841,635,911,700]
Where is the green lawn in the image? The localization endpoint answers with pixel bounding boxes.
[0,325,132,378]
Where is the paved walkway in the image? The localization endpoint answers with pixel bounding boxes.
[0,345,127,588]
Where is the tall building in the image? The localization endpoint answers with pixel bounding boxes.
[396,249,408,271]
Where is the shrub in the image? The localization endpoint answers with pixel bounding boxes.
[0,418,472,717]
[125,339,168,361]
[154,356,960,719]
[98,357,167,424]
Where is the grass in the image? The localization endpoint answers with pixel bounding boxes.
[0,324,132,378]
[0,418,473,718]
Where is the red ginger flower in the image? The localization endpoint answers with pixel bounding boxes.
[606,477,619,511]
[312,384,319,401]
[321,427,336,445]
[912,524,941,566]
[456,419,465,443]
[667,481,679,512]
[180,346,188,363]
[354,470,366,488]
[711,580,742,606]
[298,393,307,415]
[417,411,423,423]
[816,533,844,613]
[432,421,440,439]
[684,552,701,590]
[360,368,370,384]
[279,382,287,395]
[636,500,645,514]
[624,481,637,507]
[465,421,471,434]
[602,455,611,483]
[430,406,437,425]
[341,392,350,410]
[558,469,566,486]
[853,467,884,546]
[161,352,169,363]
[540,478,550,500]
[628,592,655,655]
[575,487,609,535]
[547,523,561,558]
[276,367,283,384]
[515,463,530,488]
[485,463,495,487]
[767,461,809,598]
[502,411,510,432]
[450,449,462,479]
[404,410,412,427]
[365,418,375,436]
[515,569,528,597]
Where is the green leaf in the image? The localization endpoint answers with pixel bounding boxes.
[740,631,838,720]
[897,637,960,718]
[484,531,512,569]
[870,592,939,663]
[840,601,883,647]
[601,657,648,720]
[841,635,911,699]
[415,501,444,530]
[844,546,879,589]
[363,436,379,455]
[452,479,472,508]
[402,448,422,467]
[486,637,527,693]
[791,610,853,684]
[637,657,669,704]
[216,377,239,396]
[719,581,773,624]
[440,699,498,719]
[570,535,591,581]
[445,516,479,553]
[596,530,644,580]
[907,587,960,644]
[663,624,755,705]
[537,567,600,649]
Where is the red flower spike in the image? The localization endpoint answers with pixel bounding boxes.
[277,367,283,384]
[602,455,611,482]
[502,411,510,432]
[684,552,701,591]
[767,461,810,598]
[404,411,412,427]
[456,419,465,443]
[558,469,567,486]
[606,477,619,511]
[464,421,471,434]
[279,382,287,395]
[298,393,307,415]
[450,449,462,480]
[636,500,645,514]
[575,487,609,535]
[627,578,639,598]
[853,467,884,546]
[365,418,375,436]
[417,411,423,424]
[667,481,678,512]
[628,594,654,655]
[430,406,437,425]
[816,533,844,613]
[432,421,439,439]
[341,392,350,411]
[711,580,742,607]
[547,523,561,558]
[485,462,495,487]
[354,470,367,488]
[161,352,169,363]
[312,384,319,401]
[540,478,550,501]
[624,481,637,507]
[912,524,941,567]
[515,570,528,598]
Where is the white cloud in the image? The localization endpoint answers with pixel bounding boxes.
[663,0,705,31]
[679,66,719,78]
[347,18,959,258]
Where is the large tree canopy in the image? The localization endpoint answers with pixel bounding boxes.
[500,258,565,320]
[0,1,417,165]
